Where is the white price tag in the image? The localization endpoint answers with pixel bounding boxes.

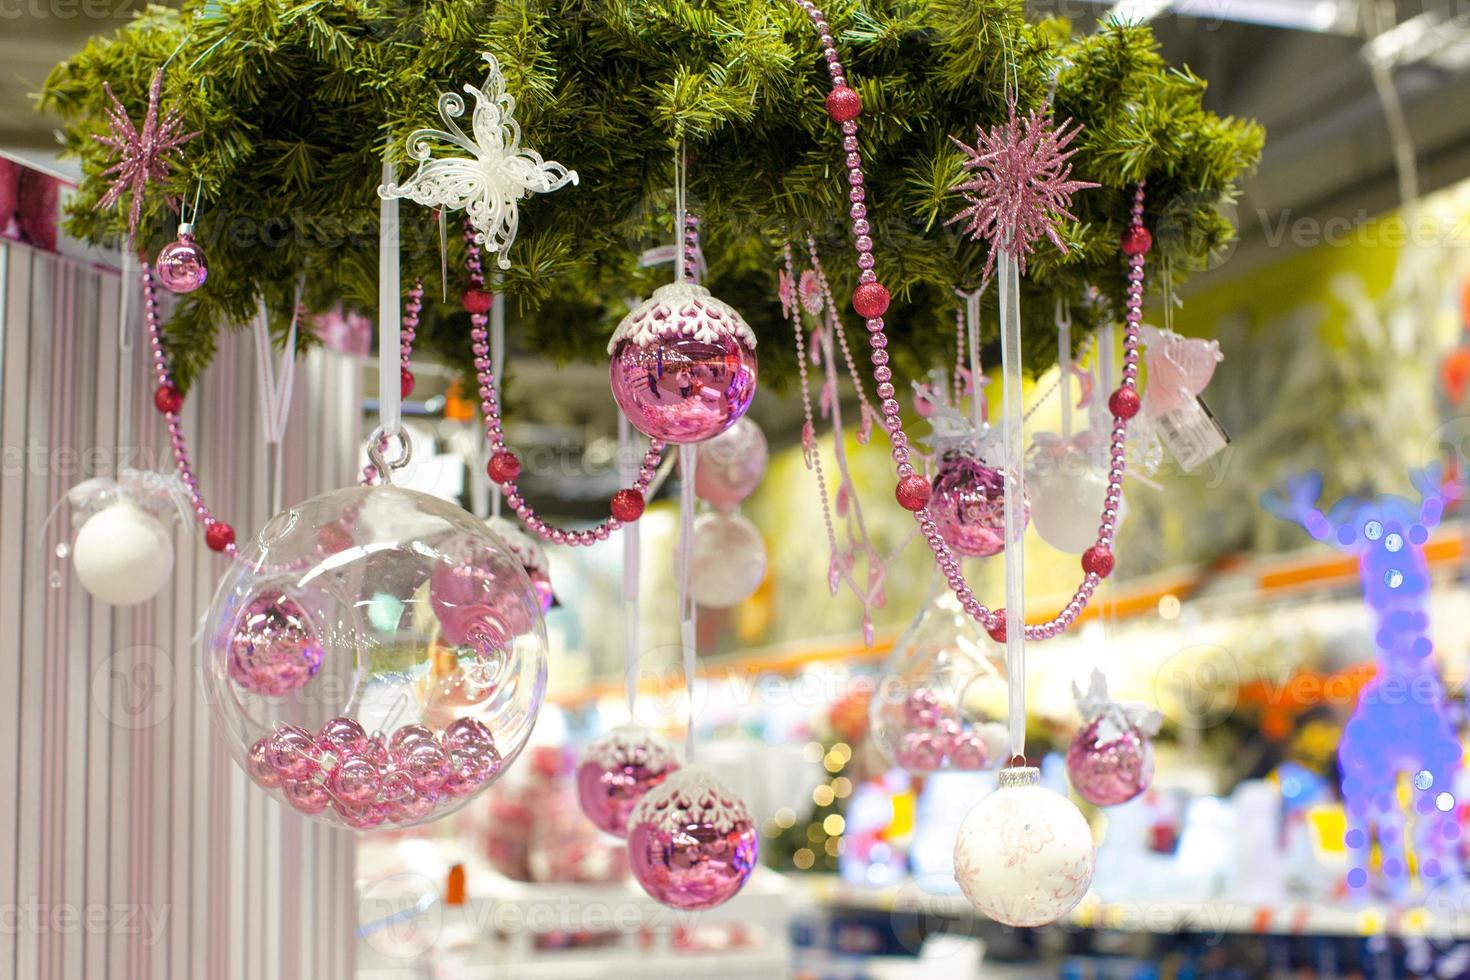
[1156,397,1229,473]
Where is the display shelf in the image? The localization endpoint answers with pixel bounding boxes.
[803,875,1470,941]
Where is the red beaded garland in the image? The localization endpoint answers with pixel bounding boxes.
[1121,225,1153,257]
[400,367,415,399]
[895,475,931,512]
[154,383,183,414]
[852,281,890,319]
[610,488,646,523]
[1082,546,1115,578]
[825,86,862,123]
[487,451,522,484]
[462,288,494,315]
[1108,386,1141,420]
[204,522,236,553]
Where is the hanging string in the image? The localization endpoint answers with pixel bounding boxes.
[958,286,987,432]
[997,250,1027,763]
[620,413,642,717]
[1057,298,1073,440]
[675,444,698,761]
[251,278,303,513]
[379,157,403,441]
[673,141,688,286]
[490,274,506,519]
[116,250,135,463]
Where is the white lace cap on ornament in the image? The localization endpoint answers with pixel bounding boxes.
[606,282,758,354]
[917,398,1016,466]
[378,52,578,270]
[485,514,549,576]
[1072,668,1164,745]
[584,725,679,775]
[627,765,751,836]
[66,468,191,527]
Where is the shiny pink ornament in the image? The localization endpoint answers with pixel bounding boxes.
[155,225,208,293]
[626,767,758,910]
[246,738,282,788]
[442,718,502,793]
[318,716,371,756]
[485,516,554,613]
[895,731,945,772]
[576,726,680,838]
[385,793,438,825]
[265,725,319,780]
[529,569,554,613]
[694,417,768,511]
[1066,717,1154,806]
[608,283,758,444]
[333,799,387,830]
[282,778,331,815]
[429,554,526,652]
[947,730,990,771]
[387,724,436,754]
[328,756,383,806]
[904,687,943,729]
[930,453,1029,559]
[399,739,451,794]
[227,592,324,697]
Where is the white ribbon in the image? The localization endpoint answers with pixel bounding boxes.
[250,282,303,446]
[490,275,506,519]
[1057,298,1073,440]
[997,252,1027,762]
[379,157,403,438]
[675,444,698,761]
[620,414,642,715]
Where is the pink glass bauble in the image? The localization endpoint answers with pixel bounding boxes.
[688,511,767,608]
[155,226,208,293]
[694,417,768,510]
[318,716,371,756]
[400,739,451,794]
[953,767,1095,927]
[895,731,944,772]
[1066,717,1155,807]
[265,725,319,780]
[576,726,680,838]
[930,453,1029,558]
[247,739,282,788]
[202,484,547,829]
[329,756,383,806]
[947,730,989,771]
[904,687,943,728]
[283,778,331,815]
[626,767,758,910]
[608,283,758,444]
[226,592,324,697]
[486,515,554,613]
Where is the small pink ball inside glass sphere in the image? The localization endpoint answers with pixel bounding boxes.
[318,716,371,756]
[1065,717,1155,807]
[400,739,451,794]
[265,724,319,781]
[247,738,282,788]
[283,778,331,815]
[328,756,383,806]
[576,726,680,838]
[227,592,324,697]
[930,453,1030,559]
[694,417,769,510]
[895,731,945,772]
[155,228,208,293]
[904,687,943,729]
[947,730,990,771]
[608,283,758,444]
[626,767,758,909]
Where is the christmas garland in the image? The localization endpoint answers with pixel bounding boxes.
[40,0,1262,389]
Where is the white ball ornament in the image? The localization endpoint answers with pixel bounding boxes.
[952,767,1095,927]
[1027,442,1127,554]
[72,501,175,606]
[688,511,766,609]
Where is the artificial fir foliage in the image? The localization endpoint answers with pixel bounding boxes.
[40,0,1261,390]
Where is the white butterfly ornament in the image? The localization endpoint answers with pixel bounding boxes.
[379,52,578,270]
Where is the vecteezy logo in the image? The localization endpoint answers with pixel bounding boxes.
[92,646,175,730]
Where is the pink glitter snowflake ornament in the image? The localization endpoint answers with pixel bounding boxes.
[93,68,197,243]
[946,96,1097,276]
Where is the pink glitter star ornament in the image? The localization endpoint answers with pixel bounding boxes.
[946,96,1098,276]
[93,68,197,243]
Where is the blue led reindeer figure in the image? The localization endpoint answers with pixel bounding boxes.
[1263,468,1462,898]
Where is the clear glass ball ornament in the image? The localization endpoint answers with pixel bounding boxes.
[953,767,1095,927]
[930,451,1030,558]
[203,481,548,829]
[608,282,758,444]
[688,510,767,608]
[869,592,1009,773]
